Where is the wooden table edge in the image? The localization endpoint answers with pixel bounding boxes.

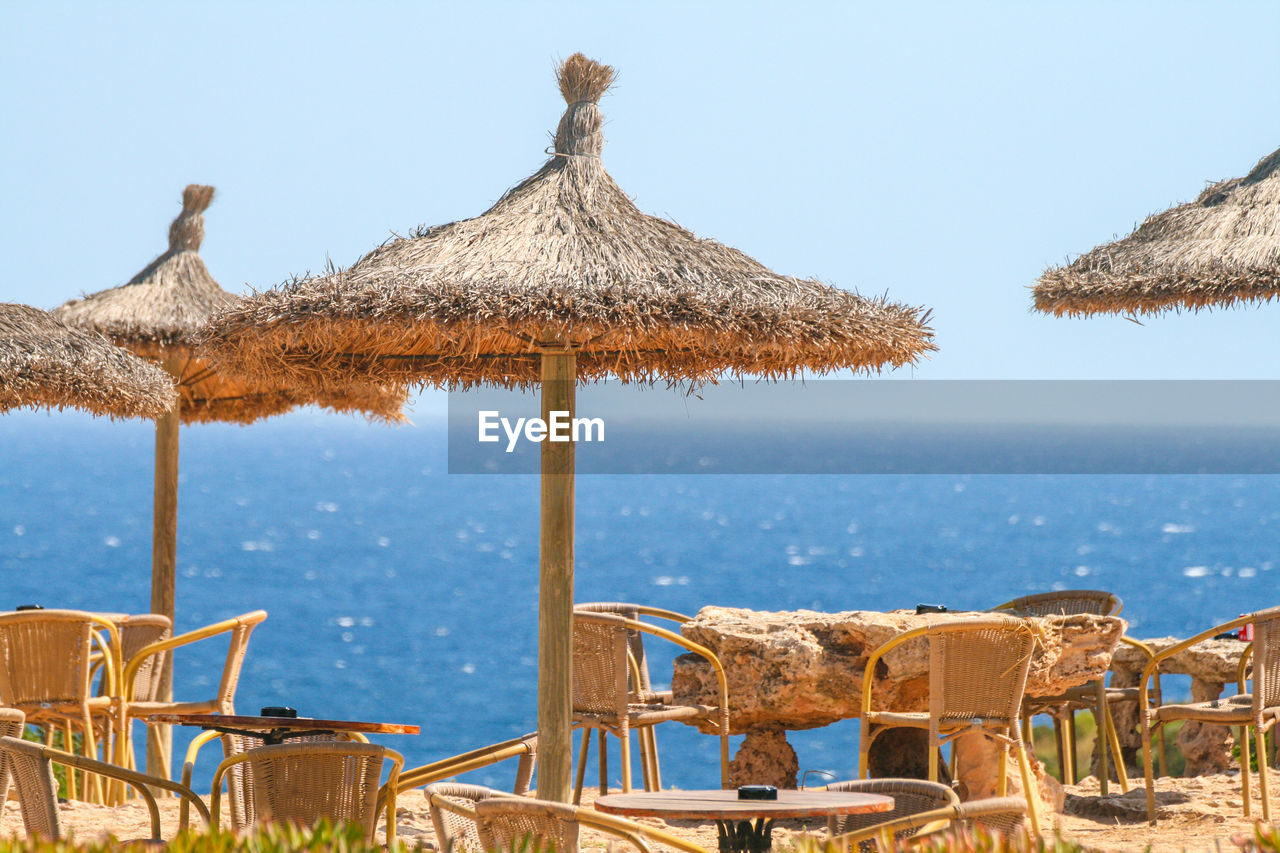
[145,714,419,735]
[592,791,894,820]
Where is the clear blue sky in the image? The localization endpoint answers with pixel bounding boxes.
[3,2,1278,405]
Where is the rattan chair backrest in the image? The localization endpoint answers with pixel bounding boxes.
[572,612,631,716]
[0,610,99,706]
[475,797,582,853]
[995,590,1121,618]
[227,742,390,840]
[1249,606,1280,712]
[118,614,172,703]
[576,602,653,691]
[826,777,959,842]
[214,616,261,710]
[0,734,63,839]
[0,708,26,810]
[928,618,1035,724]
[220,732,368,830]
[426,782,503,853]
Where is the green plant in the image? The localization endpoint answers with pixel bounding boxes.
[22,724,85,799]
[784,824,1097,853]
[0,820,430,853]
[1030,714,1186,783]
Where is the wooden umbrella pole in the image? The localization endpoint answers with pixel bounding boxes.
[149,367,181,779]
[538,347,576,803]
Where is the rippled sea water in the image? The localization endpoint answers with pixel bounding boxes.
[2,411,1276,787]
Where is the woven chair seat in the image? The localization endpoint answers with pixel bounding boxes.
[1152,694,1276,723]
[635,689,674,703]
[865,711,1017,733]
[623,702,717,725]
[1051,683,1140,703]
[127,699,219,715]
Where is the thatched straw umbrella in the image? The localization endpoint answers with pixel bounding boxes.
[202,54,935,800]
[1034,146,1280,316]
[1,303,175,417]
[54,186,406,773]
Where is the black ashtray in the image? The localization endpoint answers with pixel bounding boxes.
[738,785,777,801]
[261,706,298,718]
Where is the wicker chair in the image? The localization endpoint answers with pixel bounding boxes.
[571,611,730,803]
[1139,606,1280,824]
[179,728,370,832]
[576,602,693,791]
[858,617,1041,835]
[425,782,520,853]
[0,734,209,841]
[824,778,959,849]
[0,609,123,802]
[829,796,1028,851]
[427,788,708,853]
[211,741,403,843]
[992,589,1140,795]
[118,609,268,777]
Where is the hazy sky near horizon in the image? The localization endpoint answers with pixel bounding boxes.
[3,2,1278,419]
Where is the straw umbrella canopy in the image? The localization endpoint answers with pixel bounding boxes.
[1034,146,1280,316]
[1,302,175,417]
[203,54,935,800]
[56,184,407,621]
[53,186,406,773]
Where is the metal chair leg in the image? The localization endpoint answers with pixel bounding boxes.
[1256,727,1271,823]
[573,727,591,804]
[1241,725,1253,819]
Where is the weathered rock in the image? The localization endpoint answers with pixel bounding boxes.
[866,729,946,782]
[728,726,799,788]
[1110,636,1247,685]
[952,730,1062,816]
[674,607,1126,734]
[668,607,1123,813]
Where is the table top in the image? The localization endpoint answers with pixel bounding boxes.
[147,713,419,736]
[593,789,894,820]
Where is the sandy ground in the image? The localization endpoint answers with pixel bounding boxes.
[3,772,1279,851]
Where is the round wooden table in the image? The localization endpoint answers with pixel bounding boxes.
[147,712,419,745]
[594,789,893,853]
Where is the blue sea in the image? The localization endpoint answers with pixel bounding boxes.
[2,410,1277,789]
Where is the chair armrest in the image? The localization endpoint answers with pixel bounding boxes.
[122,610,268,701]
[861,625,932,718]
[426,789,481,820]
[377,732,543,814]
[34,741,210,834]
[829,804,955,851]
[628,605,694,625]
[178,729,222,829]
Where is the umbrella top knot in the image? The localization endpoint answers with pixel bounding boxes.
[553,53,615,158]
[168,184,215,252]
